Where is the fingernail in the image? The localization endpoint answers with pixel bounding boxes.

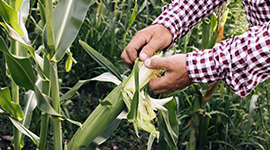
[144,59,151,67]
[140,53,147,60]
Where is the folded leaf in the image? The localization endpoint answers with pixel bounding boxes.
[127,59,140,121]
[0,36,35,90]
[0,87,24,121]
[0,0,24,36]
[34,86,64,117]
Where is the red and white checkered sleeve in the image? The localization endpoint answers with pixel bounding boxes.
[186,21,270,97]
[152,0,227,43]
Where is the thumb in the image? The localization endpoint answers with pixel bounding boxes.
[144,57,170,70]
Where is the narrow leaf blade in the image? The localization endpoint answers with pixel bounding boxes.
[9,117,40,145]
[53,0,98,61]
[243,95,258,141]
[127,59,139,120]
[79,40,122,81]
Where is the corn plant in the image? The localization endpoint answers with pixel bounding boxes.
[0,0,97,149]
[0,0,179,149]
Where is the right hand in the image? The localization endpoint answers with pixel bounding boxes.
[144,54,193,94]
[121,24,172,68]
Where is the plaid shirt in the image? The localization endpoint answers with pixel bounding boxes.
[152,0,270,97]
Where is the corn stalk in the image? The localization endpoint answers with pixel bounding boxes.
[188,3,228,150]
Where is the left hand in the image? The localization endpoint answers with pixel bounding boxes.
[144,54,192,94]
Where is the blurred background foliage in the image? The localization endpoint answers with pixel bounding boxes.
[1,0,270,149]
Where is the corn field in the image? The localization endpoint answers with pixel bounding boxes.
[0,0,270,150]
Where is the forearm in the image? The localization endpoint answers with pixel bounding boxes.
[152,0,227,42]
[186,21,270,97]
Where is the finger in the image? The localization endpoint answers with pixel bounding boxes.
[125,34,148,61]
[149,77,177,94]
[144,57,172,70]
[139,25,172,61]
[148,76,169,91]
[152,88,172,94]
[121,50,134,68]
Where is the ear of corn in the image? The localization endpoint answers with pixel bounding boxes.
[67,51,170,149]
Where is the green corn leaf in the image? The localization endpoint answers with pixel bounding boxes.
[34,86,64,117]
[0,0,23,36]
[127,2,138,29]
[157,108,178,150]
[0,87,24,121]
[37,0,46,27]
[22,90,37,128]
[68,83,125,150]
[6,0,23,11]
[210,13,217,33]
[18,77,41,147]
[86,118,121,150]
[60,72,121,101]
[147,133,156,150]
[52,0,98,61]
[206,30,217,49]
[9,116,40,145]
[35,52,50,81]
[18,0,30,43]
[21,77,42,130]
[123,1,138,41]
[66,118,82,128]
[1,22,36,61]
[79,40,122,81]
[243,95,258,142]
[198,114,210,150]
[0,36,35,90]
[127,59,139,121]
[201,18,211,50]
[164,99,179,135]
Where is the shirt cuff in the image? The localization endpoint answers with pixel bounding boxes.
[186,49,223,83]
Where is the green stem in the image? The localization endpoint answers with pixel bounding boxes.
[44,0,61,149]
[12,80,21,150]
[39,113,49,150]
[39,55,51,150]
[45,0,55,58]
[50,62,62,150]
[188,85,201,150]
[10,39,21,150]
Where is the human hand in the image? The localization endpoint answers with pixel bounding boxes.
[121,24,172,68]
[144,54,192,94]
